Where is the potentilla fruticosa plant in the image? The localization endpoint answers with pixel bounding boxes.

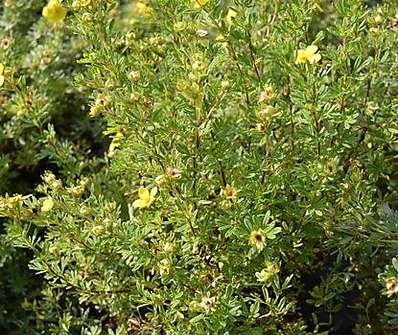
[2,0,398,334]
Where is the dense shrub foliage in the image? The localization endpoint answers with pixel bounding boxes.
[1,0,398,334]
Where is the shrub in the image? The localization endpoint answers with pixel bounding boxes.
[0,0,103,332]
[2,0,398,334]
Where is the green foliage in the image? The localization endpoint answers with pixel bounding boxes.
[1,0,398,334]
[0,0,103,332]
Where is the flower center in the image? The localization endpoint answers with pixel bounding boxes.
[255,234,263,242]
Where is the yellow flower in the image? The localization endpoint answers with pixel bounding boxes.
[193,0,209,9]
[0,63,5,87]
[248,229,266,251]
[221,80,230,90]
[89,95,110,117]
[128,70,140,82]
[1,194,27,209]
[174,21,186,32]
[215,34,229,48]
[386,277,398,296]
[42,0,67,25]
[158,259,170,276]
[255,260,280,283]
[216,34,225,41]
[192,60,206,72]
[225,9,237,25]
[221,184,237,200]
[72,0,91,9]
[0,37,12,50]
[256,122,267,133]
[41,197,54,212]
[133,186,157,209]
[198,296,217,314]
[323,159,337,175]
[295,45,321,64]
[133,1,152,17]
[374,15,382,24]
[108,131,124,157]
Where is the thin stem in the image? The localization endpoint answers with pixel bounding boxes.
[247,32,261,81]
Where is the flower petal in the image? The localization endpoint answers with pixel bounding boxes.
[225,9,237,25]
[133,199,144,208]
[295,50,306,64]
[41,198,54,212]
[193,0,209,9]
[138,187,149,199]
[150,186,158,197]
[305,45,318,55]
[308,53,321,64]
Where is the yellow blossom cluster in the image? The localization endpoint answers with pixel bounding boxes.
[0,194,31,219]
[255,260,280,283]
[43,172,62,191]
[42,0,67,26]
[295,45,321,64]
[133,186,157,209]
[66,178,89,197]
[0,194,27,210]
